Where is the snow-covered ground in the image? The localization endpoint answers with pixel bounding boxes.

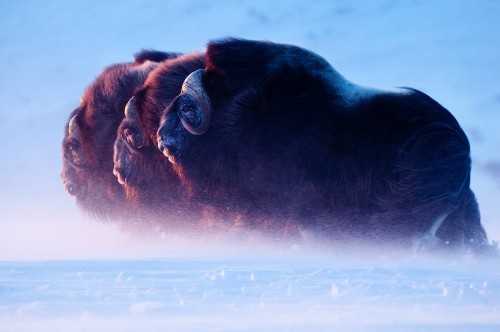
[1,1,499,330]
[1,257,500,332]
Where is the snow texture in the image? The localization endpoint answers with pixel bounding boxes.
[0,0,500,330]
[1,257,500,331]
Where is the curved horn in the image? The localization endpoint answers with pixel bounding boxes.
[179,69,212,135]
[124,96,139,121]
[68,114,81,139]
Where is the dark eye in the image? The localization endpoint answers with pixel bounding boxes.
[180,103,194,115]
[124,127,143,149]
[64,142,82,165]
[178,95,203,132]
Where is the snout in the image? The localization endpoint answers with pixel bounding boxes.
[113,139,133,185]
[157,124,181,164]
[62,164,83,197]
[157,136,178,164]
[113,165,127,185]
[62,175,84,197]
[64,180,79,196]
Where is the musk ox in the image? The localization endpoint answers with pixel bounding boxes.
[156,38,490,254]
[112,53,208,228]
[61,50,179,220]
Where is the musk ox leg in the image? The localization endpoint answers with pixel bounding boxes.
[462,189,495,256]
[413,212,449,253]
[417,189,495,257]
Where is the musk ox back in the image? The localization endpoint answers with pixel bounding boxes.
[157,38,489,254]
[61,50,178,220]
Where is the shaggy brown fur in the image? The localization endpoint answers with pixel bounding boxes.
[61,50,178,220]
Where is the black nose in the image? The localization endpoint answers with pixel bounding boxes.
[157,125,167,152]
[157,138,165,153]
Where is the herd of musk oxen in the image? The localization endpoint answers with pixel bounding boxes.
[62,38,495,256]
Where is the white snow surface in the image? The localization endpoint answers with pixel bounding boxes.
[1,0,500,330]
[1,257,499,332]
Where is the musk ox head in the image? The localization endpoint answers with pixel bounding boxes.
[61,50,179,219]
[154,38,490,254]
[113,53,206,210]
